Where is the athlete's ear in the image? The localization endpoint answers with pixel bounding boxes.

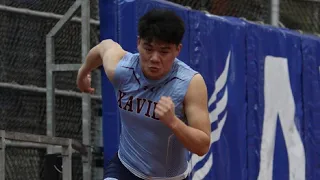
[175,43,182,56]
[137,36,141,46]
[177,43,182,51]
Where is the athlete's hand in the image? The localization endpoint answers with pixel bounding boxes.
[155,96,178,128]
[77,68,95,94]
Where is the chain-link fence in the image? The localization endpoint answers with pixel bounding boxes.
[169,0,320,35]
[0,0,102,179]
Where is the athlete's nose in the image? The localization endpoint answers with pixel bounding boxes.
[150,52,160,63]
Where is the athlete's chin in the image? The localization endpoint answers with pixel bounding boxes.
[146,70,163,80]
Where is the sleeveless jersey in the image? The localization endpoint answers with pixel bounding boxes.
[112,52,198,180]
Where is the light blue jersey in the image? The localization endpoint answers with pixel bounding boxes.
[112,52,198,180]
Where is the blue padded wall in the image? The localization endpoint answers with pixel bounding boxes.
[99,0,320,179]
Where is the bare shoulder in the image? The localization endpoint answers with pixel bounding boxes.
[100,39,127,61]
[99,39,127,82]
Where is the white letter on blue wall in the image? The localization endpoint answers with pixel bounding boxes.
[258,56,305,180]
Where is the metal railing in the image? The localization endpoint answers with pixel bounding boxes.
[0,0,101,179]
[46,0,94,179]
[0,130,87,180]
[0,4,99,26]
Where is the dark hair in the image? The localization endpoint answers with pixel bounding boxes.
[138,9,185,46]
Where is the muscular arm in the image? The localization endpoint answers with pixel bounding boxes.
[78,39,127,82]
[170,74,211,156]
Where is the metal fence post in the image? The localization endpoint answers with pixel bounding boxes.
[46,34,56,154]
[81,0,92,179]
[62,139,73,180]
[0,131,5,180]
[270,0,280,26]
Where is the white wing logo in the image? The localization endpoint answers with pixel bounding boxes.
[189,51,231,180]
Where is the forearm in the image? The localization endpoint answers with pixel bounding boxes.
[79,45,103,77]
[79,39,115,77]
[170,116,210,156]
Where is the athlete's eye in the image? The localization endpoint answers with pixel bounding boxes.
[145,48,152,52]
[160,51,168,54]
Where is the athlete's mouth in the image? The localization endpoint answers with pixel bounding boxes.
[149,67,159,71]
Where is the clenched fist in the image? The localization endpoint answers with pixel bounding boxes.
[77,69,95,94]
[155,96,178,128]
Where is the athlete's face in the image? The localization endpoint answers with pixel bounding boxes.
[137,37,182,80]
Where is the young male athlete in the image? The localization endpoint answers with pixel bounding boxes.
[77,9,211,180]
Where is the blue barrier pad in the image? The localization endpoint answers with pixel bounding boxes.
[99,0,318,178]
[302,34,320,180]
[188,12,247,180]
[99,0,121,165]
[246,22,305,180]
